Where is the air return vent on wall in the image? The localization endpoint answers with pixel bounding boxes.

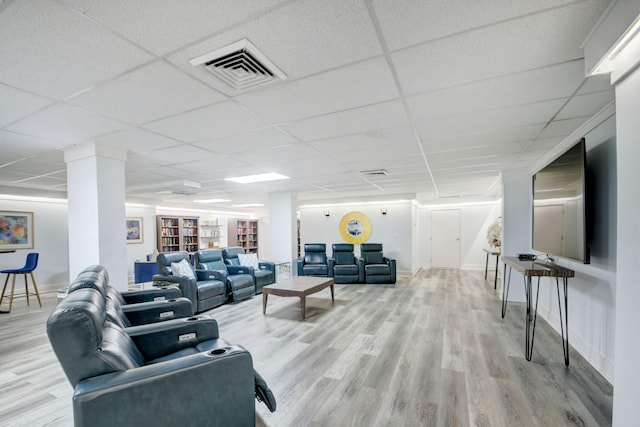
[189,39,287,91]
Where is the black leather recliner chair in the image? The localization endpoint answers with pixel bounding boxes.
[153,252,227,313]
[330,243,363,284]
[194,249,255,302]
[47,285,275,427]
[359,243,397,284]
[223,246,275,293]
[297,243,333,277]
[67,264,193,326]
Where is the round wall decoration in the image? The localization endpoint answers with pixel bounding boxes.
[339,211,372,244]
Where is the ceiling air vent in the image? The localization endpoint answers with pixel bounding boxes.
[360,169,389,177]
[189,39,286,91]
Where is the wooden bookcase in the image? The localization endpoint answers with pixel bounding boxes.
[156,215,199,253]
[227,219,258,254]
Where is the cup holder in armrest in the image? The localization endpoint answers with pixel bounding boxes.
[208,348,229,356]
[167,299,177,302]
[186,316,200,321]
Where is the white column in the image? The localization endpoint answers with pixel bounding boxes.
[64,142,128,291]
[268,192,297,270]
[501,169,531,302]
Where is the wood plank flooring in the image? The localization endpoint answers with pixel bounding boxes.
[0,269,613,426]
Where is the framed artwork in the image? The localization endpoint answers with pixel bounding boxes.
[0,211,34,250]
[126,217,143,244]
[339,211,372,244]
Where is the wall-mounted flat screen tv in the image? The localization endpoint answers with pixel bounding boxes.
[532,138,590,263]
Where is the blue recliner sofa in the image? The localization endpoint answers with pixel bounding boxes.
[194,249,255,302]
[359,243,396,284]
[154,251,227,313]
[47,284,275,427]
[222,246,275,293]
[297,243,333,277]
[330,243,363,284]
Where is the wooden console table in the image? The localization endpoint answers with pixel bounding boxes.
[501,256,575,366]
[483,248,501,289]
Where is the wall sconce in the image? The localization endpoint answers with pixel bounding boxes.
[380,207,387,215]
[324,210,330,217]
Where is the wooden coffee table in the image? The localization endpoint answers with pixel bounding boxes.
[262,276,335,320]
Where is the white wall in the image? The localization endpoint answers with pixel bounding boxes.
[298,202,412,275]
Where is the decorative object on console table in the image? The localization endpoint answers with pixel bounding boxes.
[227,219,259,254]
[486,217,502,248]
[156,215,199,253]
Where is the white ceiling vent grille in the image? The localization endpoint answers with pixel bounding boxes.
[189,39,286,91]
[360,169,389,177]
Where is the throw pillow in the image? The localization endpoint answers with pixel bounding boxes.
[171,259,195,279]
[238,253,260,269]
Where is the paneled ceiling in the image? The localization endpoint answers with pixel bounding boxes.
[0,0,614,210]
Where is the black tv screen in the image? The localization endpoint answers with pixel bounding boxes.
[532,138,590,263]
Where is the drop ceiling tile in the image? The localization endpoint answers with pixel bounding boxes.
[405,61,584,121]
[537,117,590,139]
[143,101,271,142]
[95,128,181,153]
[308,126,416,153]
[0,84,53,127]
[282,100,409,142]
[59,0,285,55]
[420,124,544,153]
[392,2,607,95]
[0,131,65,157]
[194,127,300,155]
[426,141,531,158]
[237,143,322,166]
[527,136,564,151]
[577,74,613,95]
[0,0,153,100]
[415,98,565,141]
[373,0,579,50]
[235,56,399,124]
[168,0,382,89]
[555,91,615,120]
[1,158,65,175]
[68,61,226,124]
[141,144,217,166]
[172,156,248,174]
[6,103,128,144]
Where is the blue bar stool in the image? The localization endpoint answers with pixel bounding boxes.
[0,252,41,312]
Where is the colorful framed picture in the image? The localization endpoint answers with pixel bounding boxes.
[126,217,143,244]
[0,211,34,250]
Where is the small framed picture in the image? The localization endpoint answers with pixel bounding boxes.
[126,217,143,244]
[0,211,34,250]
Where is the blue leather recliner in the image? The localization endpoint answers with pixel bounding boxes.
[194,249,255,302]
[297,243,333,277]
[154,251,227,313]
[330,243,363,284]
[359,243,397,284]
[68,264,193,326]
[222,246,275,294]
[47,285,268,427]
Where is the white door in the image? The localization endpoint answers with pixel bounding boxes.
[430,210,461,268]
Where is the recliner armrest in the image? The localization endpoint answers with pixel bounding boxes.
[120,288,182,304]
[120,298,193,326]
[73,345,255,427]
[385,257,397,283]
[196,269,227,282]
[258,261,275,272]
[297,259,304,276]
[153,274,197,310]
[227,265,252,276]
[126,315,220,360]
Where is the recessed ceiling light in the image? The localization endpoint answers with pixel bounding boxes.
[224,172,289,184]
[193,198,231,203]
[232,203,264,207]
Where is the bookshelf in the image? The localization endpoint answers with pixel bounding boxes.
[200,218,221,249]
[227,219,258,254]
[156,215,199,253]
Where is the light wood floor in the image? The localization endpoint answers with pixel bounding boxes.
[0,269,612,426]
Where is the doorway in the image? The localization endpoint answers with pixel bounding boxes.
[430,209,461,268]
